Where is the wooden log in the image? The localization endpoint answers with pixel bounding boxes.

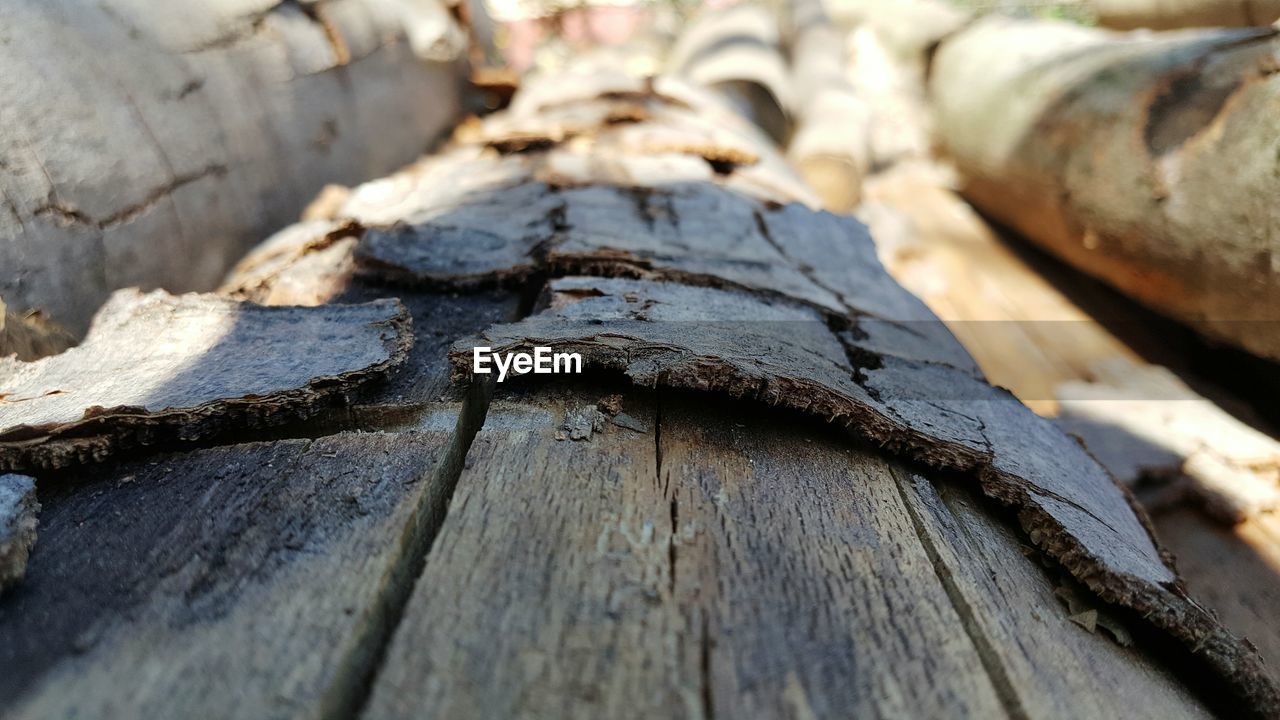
[2,269,520,716]
[0,0,468,334]
[1087,0,1280,29]
[0,417,481,719]
[364,386,1209,718]
[2,53,1274,718]
[930,17,1280,362]
[667,3,792,143]
[784,0,872,211]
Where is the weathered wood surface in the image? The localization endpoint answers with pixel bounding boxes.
[931,17,1280,362]
[897,473,1214,718]
[0,473,37,593]
[1087,0,1280,29]
[2,49,1275,719]
[0,421,472,719]
[0,0,467,333]
[366,385,1209,718]
[0,276,518,717]
[0,291,411,472]
[245,54,1275,713]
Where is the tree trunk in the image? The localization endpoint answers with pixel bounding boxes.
[0,0,468,334]
[1087,0,1280,29]
[930,17,1280,363]
[1,50,1276,719]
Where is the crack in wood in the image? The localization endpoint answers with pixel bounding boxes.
[889,466,1032,720]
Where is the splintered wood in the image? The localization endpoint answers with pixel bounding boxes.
[0,290,411,471]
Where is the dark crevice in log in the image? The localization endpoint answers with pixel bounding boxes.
[888,466,1032,720]
[331,379,495,720]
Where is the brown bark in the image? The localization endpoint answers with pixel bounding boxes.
[1088,0,1280,29]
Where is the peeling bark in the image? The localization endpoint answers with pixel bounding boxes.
[0,290,411,471]
[449,276,1278,713]
[219,48,1280,713]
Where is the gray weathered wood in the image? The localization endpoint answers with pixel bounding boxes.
[0,419,472,719]
[364,386,1011,718]
[896,471,1212,718]
[447,275,1278,710]
[366,385,1219,718]
[0,0,466,333]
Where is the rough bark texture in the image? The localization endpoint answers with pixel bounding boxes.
[1088,0,1280,29]
[0,0,467,334]
[0,474,37,593]
[931,18,1280,362]
[0,290,411,471]
[2,49,1270,718]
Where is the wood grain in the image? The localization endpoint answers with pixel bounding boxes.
[0,414,474,719]
[364,385,1011,718]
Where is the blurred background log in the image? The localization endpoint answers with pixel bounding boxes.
[931,17,1280,363]
[668,2,791,143]
[0,0,472,335]
[783,0,871,211]
[1087,0,1280,29]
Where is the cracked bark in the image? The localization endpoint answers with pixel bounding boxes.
[224,60,1273,714]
